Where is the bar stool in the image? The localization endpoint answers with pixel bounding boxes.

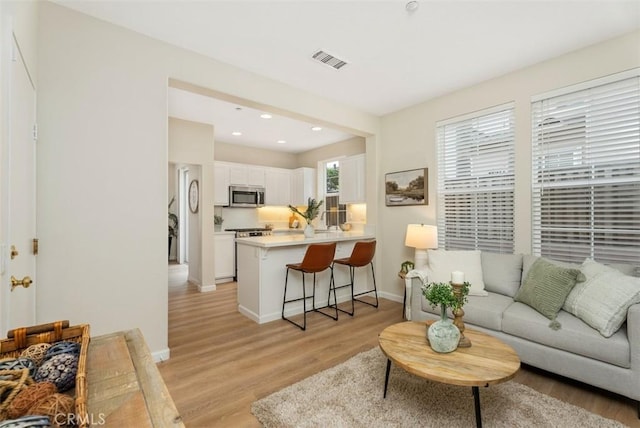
[282,242,338,330]
[331,240,378,316]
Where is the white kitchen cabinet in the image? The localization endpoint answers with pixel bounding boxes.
[229,165,265,186]
[290,167,316,206]
[339,154,365,204]
[265,168,291,206]
[214,232,235,283]
[214,162,230,206]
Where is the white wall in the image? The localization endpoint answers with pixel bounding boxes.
[35,2,378,355]
[214,141,298,169]
[168,117,215,289]
[296,136,365,168]
[379,30,640,300]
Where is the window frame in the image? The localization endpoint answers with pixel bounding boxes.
[530,69,640,264]
[436,103,516,253]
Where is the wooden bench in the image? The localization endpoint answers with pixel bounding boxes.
[87,329,183,427]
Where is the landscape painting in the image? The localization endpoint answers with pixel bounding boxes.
[385,168,427,206]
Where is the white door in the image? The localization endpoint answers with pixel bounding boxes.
[0,35,37,333]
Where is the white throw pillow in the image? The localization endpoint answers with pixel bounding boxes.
[563,259,640,337]
[426,250,487,296]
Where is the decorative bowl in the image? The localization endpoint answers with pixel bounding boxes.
[339,223,352,231]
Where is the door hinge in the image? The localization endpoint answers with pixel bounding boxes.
[32,123,38,141]
[32,238,38,255]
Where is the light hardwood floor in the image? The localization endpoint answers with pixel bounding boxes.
[159,266,639,427]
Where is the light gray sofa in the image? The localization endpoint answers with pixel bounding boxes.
[409,252,640,416]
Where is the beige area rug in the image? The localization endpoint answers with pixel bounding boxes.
[251,347,626,428]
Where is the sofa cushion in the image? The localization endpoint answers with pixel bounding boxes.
[563,259,640,337]
[502,302,630,368]
[419,292,513,331]
[481,252,523,298]
[427,250,487,296]
[522,255,580,285]
[515,257,583,320]
[462,293,514,330]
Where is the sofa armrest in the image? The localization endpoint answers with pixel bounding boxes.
[628,303,640,373]
[408,273,428,321]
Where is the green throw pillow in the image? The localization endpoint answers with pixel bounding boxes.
[515,257,584,321]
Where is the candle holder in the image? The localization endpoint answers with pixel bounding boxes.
[451,281,471,348]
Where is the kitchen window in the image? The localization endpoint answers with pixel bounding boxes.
[324,160,346,228]
[436,103,516,253]
[531,70,640,264]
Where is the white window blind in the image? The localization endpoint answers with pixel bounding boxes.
[437,104,515,253]
[531,72,640,264]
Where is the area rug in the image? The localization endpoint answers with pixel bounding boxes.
[251,347,626,427]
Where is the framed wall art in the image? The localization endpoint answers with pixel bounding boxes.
[385,168,427,206]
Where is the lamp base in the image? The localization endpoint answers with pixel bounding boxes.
[414,249,428,271]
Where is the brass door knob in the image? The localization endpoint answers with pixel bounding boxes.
[10,276,32,291]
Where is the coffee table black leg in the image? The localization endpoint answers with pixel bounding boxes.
[383,359,391,398]
[472,386,482,428]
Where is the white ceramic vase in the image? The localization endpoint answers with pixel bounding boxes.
[427,305,460,353]
[304,224,314,238]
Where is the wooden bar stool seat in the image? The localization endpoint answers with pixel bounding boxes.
[331,240,378,316]
[282,242,338,330]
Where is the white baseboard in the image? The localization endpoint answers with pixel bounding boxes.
[238,305,260,323]
[198,283,216,292]
[152,348,170,363]
[379,291,403,303]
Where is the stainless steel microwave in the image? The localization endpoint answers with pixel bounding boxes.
[229,185,265,208]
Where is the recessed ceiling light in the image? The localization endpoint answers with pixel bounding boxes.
[311,126,323,131]
[260,113,272,119]
[277,140,286,144]
[406,1,419,13]
[232,131,242,136]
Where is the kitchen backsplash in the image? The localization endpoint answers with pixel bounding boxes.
[215,204,367,231]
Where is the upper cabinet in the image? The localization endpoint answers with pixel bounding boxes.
[339,154,366,204]
[215,161,266,206]
[215,162,316,207]
[290,167,316,206]
[229,165,265,187]
[265,167,292,206]
[214,163,230,206]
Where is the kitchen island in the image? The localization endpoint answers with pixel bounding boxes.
[236,230,375,324]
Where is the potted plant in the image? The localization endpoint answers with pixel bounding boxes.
[214,215,224,232]
[288,197,323,238]
[421,281,469,353]
[168,196,178,259]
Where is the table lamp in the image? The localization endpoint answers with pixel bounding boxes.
[404,224,438,270]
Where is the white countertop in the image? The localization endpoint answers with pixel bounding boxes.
[235,230,375,248]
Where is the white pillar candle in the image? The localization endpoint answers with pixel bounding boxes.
[451,271,465,284]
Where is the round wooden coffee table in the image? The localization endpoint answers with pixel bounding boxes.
[378,321,520,428]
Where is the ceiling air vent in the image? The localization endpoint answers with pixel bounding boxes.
[311,50,347,70]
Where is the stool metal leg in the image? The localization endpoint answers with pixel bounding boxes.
[284,267,338,330]
[353,262,379,308]
[314,267,338,321]
[282,267,308,331]
[331,263,355,316]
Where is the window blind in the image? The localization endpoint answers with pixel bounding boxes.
[531,72,640,264]
[437,104,515,253]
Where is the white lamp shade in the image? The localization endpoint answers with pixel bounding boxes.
[405,224,438,249]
